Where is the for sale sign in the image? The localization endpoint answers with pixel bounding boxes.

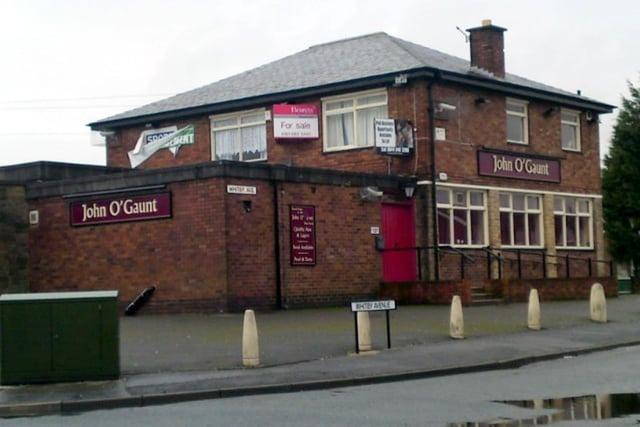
[273,104,319,140]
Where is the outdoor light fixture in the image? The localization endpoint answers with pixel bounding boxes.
[474,97,489,105]
[404,183,416,199]
[435,102,457,113]
[543,107,558,117]
[242,200,252,213]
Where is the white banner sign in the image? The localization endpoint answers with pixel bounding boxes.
[128,125,195,168]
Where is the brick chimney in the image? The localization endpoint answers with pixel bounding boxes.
[467,19,507,78]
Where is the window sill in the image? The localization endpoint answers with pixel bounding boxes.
[501,245,545,250]
[438,244,487,249]
[507,140,529,146]
[323,145,374,154]
[561,147,582,153]
[556,246,595,251]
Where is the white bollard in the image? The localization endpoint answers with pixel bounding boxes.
[590,283,607,323]
[449,295,464,339]
[242,309,260,367]
[527,288,541,330]
[357,311,372,352]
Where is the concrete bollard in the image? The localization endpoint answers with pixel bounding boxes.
[357,311,372,352]
[590,282,607,323]
[449,295,464,339]
[527,288,541,330]
[242,309,260,367]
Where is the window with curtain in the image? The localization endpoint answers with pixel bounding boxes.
[437,188,486,246]
[554,196,592,248]
[211,110,267,162]
[499,192,543,247]
[323,90,387,151]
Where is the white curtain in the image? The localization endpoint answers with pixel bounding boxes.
[214,129,238,161]
[326,113,354,148]
[241,125,266,161]
[357,105,387,146]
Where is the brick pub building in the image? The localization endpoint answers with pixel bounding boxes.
[0,21,616,312]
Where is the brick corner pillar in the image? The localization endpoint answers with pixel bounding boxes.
[543,194,558,278]
[0,184,29,294]
[487,189,502,279]
[593,198,608,277]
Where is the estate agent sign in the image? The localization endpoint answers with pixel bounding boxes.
[290,205,316,266]
[477,149,561,183]
[273,104,319,140]
[70,192,172,226]
[128,125,195,168]
[374,119,414,156]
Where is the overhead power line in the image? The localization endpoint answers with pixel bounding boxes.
[0,93,174,104]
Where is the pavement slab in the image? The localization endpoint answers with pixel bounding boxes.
[1,295,640,417]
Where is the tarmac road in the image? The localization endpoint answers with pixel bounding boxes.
[6,345,640,426]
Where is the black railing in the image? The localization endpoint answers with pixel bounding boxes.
[380,245,613,282]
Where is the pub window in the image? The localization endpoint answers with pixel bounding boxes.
[211,109,267,162]
[437,188,487,246]
[561,109,581,151]
[506,98,529,145]
[322,89,388,152]
[554,196,593,249]
[499,192,543,247]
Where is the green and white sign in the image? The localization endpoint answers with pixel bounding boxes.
[128,125,195,168]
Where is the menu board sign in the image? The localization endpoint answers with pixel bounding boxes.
[290,205,316,266]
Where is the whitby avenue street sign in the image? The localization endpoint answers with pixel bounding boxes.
[351,300,397,312]
[477,149,561,183]
[273,104,319,139]
[70,192,172,226]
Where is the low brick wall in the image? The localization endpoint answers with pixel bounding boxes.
[488,276,618,303]
[379,280,472,306]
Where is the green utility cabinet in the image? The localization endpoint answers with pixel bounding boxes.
[0,291,119,385]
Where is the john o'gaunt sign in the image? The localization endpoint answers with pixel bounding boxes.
[477,149,561,183]
[70,192,172,226]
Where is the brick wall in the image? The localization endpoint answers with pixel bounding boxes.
[0,185,29,293]
[380,280,472,306]
[490,276,617,302]
[105,80,603,198]
[27,174,400,312]
[278,182,383,307]
[29,179,229,312]
[433,82,601,194]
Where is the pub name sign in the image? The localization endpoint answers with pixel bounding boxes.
[70,192,172,226]
[477,150,561,183]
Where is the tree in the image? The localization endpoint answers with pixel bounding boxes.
[603,79,640,279]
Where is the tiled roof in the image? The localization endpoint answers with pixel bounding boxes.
[91,32,612,126]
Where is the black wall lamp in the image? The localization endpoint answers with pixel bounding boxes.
[543,107,558,117]
[242,200,252,213]
[474,96,489,105]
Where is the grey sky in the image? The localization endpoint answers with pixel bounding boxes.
[1,0,638,167]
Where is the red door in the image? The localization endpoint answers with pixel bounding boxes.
[381,203,417,282]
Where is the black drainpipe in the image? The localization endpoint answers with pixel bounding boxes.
[272,180,284,309]
[427,73,441,284]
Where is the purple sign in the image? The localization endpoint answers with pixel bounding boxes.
[477,150,560,183]
[290,205,316,266]
[70,192,172,226]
